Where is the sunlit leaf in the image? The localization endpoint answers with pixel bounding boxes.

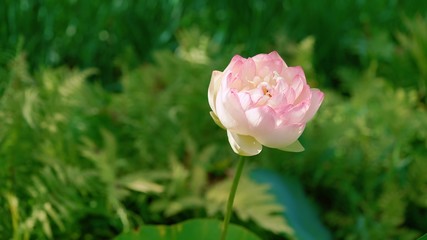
[206,176,294,236]
[118,175,164,194]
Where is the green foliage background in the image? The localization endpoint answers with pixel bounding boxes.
[1,0,427,239]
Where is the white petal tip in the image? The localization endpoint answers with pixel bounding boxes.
[210,111,225,129]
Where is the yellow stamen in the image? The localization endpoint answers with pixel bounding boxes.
[262,86,272,97]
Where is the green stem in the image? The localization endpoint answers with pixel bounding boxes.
[220,156,246,240]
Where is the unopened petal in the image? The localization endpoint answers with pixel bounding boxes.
[227,131,262,156]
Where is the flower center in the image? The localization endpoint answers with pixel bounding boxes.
[262,85,272,97]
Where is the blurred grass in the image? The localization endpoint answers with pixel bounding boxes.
[2,0,426,89]
[1,1,427,239]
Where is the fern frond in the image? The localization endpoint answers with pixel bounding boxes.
[206,176,294,237]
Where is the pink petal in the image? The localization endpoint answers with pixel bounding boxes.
[215,87,249,134]
[294,84,311,104]
[279,101,310,124]
[290,74,305,98]
[248,88,266,105]
[224,55,245,73]
[237,91,254,110]
[282,66,306,84]
[302,89,324,122]
[251,52,269,62]
[245,106,277,130]
[255,123,306,150]
[269,91,287,107]
[224,55,252,84]
[238,57,256,84]
[253,51,285,78]
[285,88,296,103]
[245,106,306,149]
[274,78,289,94]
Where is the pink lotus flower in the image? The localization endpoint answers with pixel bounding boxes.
[208,51,324,156]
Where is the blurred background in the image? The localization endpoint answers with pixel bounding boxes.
[1,0,427,239]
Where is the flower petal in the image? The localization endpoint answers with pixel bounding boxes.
[294,84,311,104]
[224,55,245,73]
[253,51,285,78]
[255,122,306,150]
[238,57,256,84]
[279,140,305,152]
[245,106,306,149]
[216,87,249,134]
[245,106,276,130]
[237,91,254,110]
[227,131,262,156]
[278,101,310,124]
[282,66,306,85]
[302,89,324,122]
[209,111,225,129]
[290,74,305,99]
[208,70,223,113]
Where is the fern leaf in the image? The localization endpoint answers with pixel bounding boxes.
[206,176,294,237]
